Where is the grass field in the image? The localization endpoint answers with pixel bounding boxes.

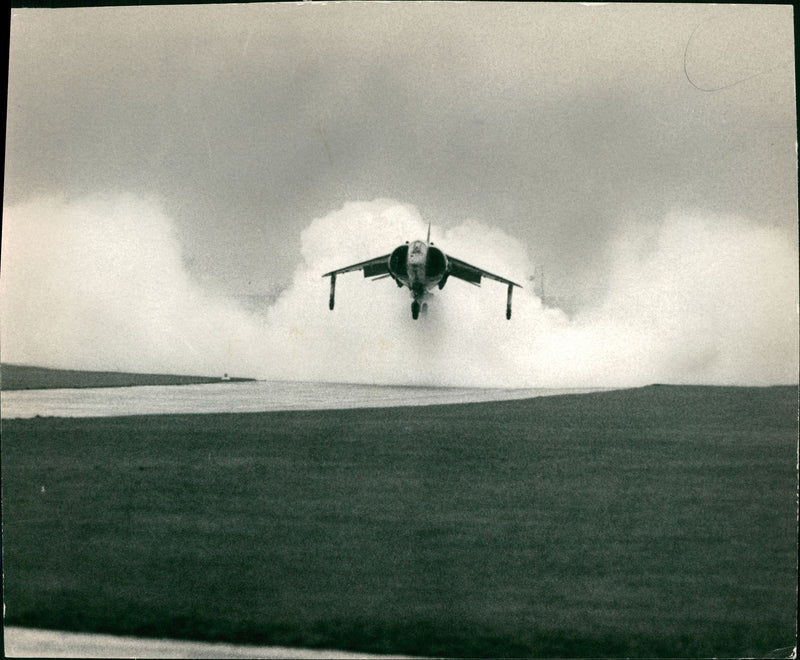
[0,363,253,390]
[2,385,796,657]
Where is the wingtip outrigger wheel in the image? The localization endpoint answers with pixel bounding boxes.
[506,283,514,320]
[328,274,336,310]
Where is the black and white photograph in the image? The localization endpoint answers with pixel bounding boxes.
[2,2,797,658]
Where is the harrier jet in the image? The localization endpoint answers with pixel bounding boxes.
[323,226,521,319]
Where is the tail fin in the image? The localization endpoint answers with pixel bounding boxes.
[426,222,431,244]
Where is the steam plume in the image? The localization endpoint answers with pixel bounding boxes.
[1,195,797,387]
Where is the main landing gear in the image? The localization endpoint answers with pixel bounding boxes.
[411,300,428,319]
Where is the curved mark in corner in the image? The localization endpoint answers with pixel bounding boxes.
[683,13,793,92]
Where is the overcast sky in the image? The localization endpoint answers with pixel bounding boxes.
[2,3,797,385]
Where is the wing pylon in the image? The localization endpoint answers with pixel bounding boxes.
[447,256,521,288]
[322,254,391,279]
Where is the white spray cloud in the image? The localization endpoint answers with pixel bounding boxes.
[1,195,797,387]
[0,194,267,377]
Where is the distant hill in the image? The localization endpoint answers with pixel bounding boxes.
[0,364,254,391]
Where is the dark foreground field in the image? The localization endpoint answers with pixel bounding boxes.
[0,363,253,390]
[2,386,797,657]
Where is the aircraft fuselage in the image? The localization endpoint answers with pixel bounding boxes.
[388,240,449,302]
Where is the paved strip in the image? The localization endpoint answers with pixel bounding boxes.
[3,627,419,659]
[1,381,608,419]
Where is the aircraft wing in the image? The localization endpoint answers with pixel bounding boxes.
[447,256,522,288]
[322,254,391,279]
